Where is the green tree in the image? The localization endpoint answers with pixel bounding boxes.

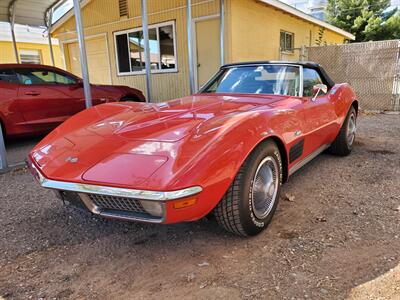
[326,0,400,42]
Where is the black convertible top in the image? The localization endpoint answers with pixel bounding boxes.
[221,61,335,88]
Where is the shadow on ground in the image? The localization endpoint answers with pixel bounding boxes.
[4,135,44,165]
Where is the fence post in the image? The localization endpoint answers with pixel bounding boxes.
[394,41,400,111]
[300,45,306,61]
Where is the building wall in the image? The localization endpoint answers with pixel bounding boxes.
[53,0,225,102]
[229,0,346,62]
[0,41,63,67]
[52,0,349,102]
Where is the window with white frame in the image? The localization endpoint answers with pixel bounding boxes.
[280,31,294,53]
[20,49,42,64]
[114,21,177,75]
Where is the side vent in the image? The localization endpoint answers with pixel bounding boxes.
[119,0,128,18]
[289,139,304,163]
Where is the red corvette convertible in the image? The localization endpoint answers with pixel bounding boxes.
[28,61,358,236]
[0,64,145,137]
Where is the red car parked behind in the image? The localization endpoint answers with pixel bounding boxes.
[0,64,145,137]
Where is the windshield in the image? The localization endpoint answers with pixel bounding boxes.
[200,65,301,96]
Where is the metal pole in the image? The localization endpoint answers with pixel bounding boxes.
[187,0,194,94]
[220,0,225,66]
[72,0,92,108]
[46,10,55,67]
[0,124,8,172]
[141,0,151,103]
[9,1,19,64]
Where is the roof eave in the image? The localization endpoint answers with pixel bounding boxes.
[50,0,92,33]
[258,0,355,40]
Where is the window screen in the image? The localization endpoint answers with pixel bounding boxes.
[115,22,177,74]
[280,31,294,53]
[116,34,131,73]
[20,49,42,64]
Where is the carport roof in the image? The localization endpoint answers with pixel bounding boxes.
[0,0,60,27]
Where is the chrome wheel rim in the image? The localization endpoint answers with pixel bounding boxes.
[347,113,356,146]
[251,157,279,219]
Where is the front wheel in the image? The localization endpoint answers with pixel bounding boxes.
[214,140,282,236]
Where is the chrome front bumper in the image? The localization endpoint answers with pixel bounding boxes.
[27,158,202,223]
[56,190,167,223]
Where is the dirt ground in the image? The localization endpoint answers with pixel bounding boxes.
[0,114,399,300]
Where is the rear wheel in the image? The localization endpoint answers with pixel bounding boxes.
[214,140,282,236]
[329,106,357,156]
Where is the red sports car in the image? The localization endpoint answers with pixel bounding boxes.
[0,64,145,137]
[28,61,358,236]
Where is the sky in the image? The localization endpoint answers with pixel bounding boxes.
[53,0,73,24]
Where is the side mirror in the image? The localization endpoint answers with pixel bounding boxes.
[311,84,328,101]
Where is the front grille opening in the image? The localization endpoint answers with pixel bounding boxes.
[87,194,146,214]
[56,191,163,222]
[59,190,87,211]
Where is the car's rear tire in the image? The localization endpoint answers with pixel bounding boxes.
[329,106,357,156]
[214,140,282,237]
[0,120,6,139]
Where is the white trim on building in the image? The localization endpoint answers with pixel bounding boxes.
[258,0,355,40]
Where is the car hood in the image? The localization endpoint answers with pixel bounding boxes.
[30,94,287,189]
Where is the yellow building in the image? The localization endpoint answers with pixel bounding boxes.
[52,0,354,102]
[0,22,63,67]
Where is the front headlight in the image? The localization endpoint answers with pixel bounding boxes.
[140,200,164,217]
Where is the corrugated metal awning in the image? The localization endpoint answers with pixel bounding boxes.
[0,0,60,27]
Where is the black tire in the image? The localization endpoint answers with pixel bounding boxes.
[214,140,282,237]
[0,120,6,139]
[329,106,357,156]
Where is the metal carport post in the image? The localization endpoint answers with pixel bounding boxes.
[72,0,92,108]
[1,0,18,173]
[141,0,151,102]
[8,0,19,64]
[187,0,194,95]
[45,9,56,66]
[220,0,225,66]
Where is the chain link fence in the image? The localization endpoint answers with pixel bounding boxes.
[306,40,400,112]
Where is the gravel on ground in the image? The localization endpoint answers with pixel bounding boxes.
[0,114,399,300]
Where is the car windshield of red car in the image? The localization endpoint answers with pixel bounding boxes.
[201,65,301,96]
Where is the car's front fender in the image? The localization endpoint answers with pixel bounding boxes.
[157,109,301,223]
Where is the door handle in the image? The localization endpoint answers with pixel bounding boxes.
[25,91,41,96]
